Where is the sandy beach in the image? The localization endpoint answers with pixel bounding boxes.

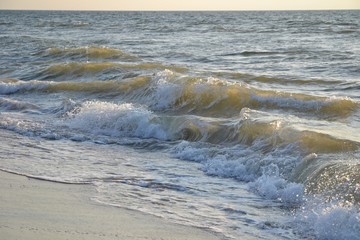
[0,170,221,240]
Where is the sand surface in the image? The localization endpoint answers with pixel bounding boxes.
[0,170,221,240]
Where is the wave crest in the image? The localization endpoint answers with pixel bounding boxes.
[41,46,138,60]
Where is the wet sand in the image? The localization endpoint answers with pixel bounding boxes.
[0,170,221,240]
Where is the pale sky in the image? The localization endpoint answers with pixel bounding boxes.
[0,0,359,11]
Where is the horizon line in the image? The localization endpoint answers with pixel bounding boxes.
[1,8,359,12]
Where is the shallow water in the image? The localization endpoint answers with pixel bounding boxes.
[0,10,359,239]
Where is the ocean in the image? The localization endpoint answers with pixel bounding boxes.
[0,10,359,239]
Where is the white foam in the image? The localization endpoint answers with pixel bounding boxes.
[204,155,256,181]
[250,175,304,205]
[66,101,168,140]
[314,207,360,240]
[0,113,45,136]
[295,199,360,240]
[150,70,184,110]
[171,140,305,206]
[172,141,213,162]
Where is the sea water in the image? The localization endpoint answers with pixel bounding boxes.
[0,10,359,239]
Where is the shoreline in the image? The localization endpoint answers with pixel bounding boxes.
[0,170,222,240]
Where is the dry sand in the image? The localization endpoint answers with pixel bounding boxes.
[0,170,221,240]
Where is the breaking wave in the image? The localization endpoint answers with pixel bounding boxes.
[1,72,358,119]
[63,100,359,154]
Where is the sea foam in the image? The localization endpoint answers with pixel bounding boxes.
[65,101,167,140]
[295,199,360,240]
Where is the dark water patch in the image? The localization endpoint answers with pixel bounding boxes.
[0,97,39,112]
[36,20,91,28]
[335,29,358,34]
[324,82,360,93]
[0,21,13,26]
[221,51,280,57]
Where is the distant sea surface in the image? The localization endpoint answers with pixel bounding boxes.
[1,10,359,239]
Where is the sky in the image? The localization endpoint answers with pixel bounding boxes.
[0,0,359,11]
